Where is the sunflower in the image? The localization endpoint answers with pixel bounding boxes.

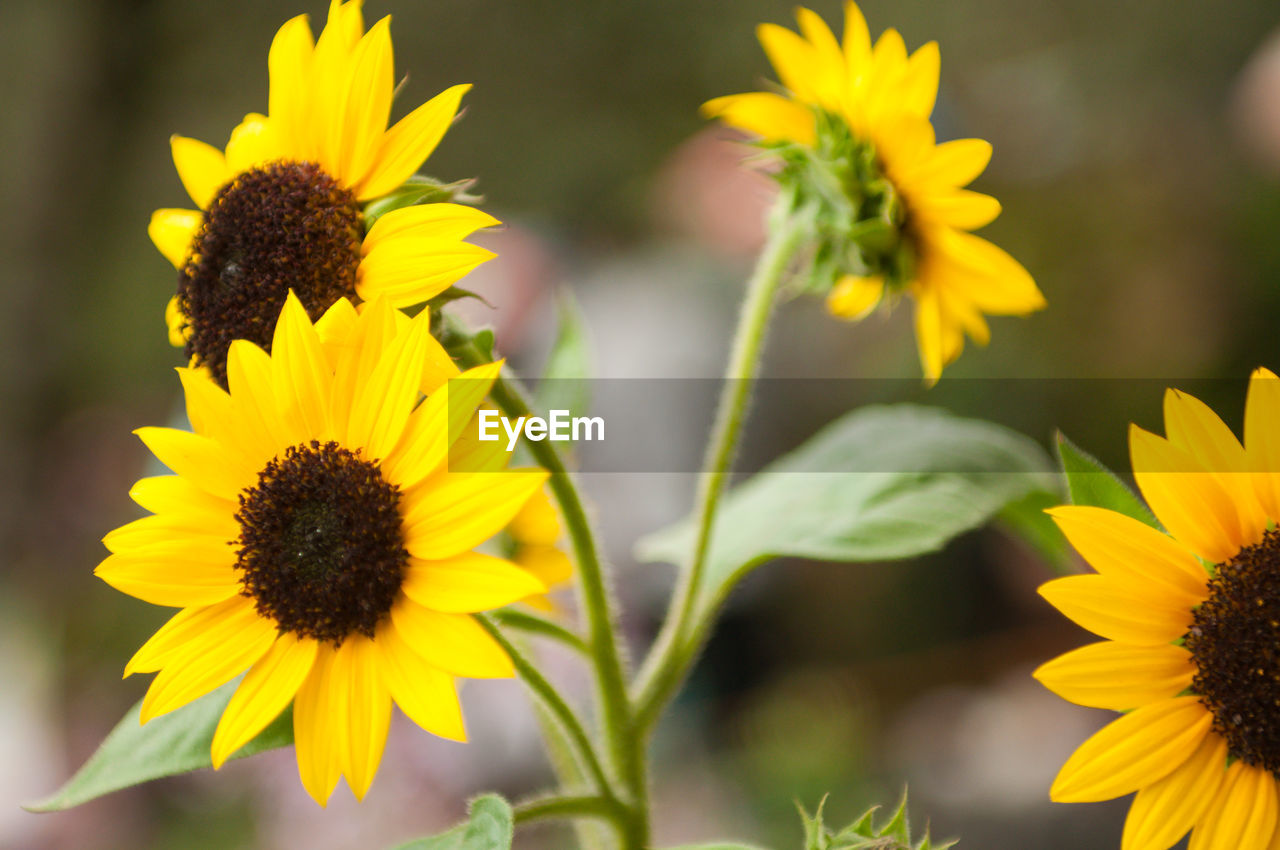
[1036,369,1280,850]
[149,0,497,386]
[96,293,548,805]
[702,2,1044,381]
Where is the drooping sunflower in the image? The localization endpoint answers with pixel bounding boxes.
[702,2,1044,381]
[97,293,548,805]
[1036,369,1280,850]
[150,0,497,386]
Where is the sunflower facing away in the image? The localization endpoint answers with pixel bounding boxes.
[1036,369,1280,850]
[96,293,548,805]
[150,0,496,386]
[702,1,1045,381]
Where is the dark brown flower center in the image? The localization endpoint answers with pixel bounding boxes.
[1187,528,1280,773]
[176,160,363,387]
[235,440,406,644]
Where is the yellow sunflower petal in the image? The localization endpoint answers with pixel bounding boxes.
[388,597,514,678]
[374,618,465,741]
[334,635,392,800]
[826,275,884,320]
[363,203,499,248]
[267,14,316,156]
[95,549,238,608]
[381,361,501,489]
[345,309,433,461]
[357,240,496,308]
[139,609,277,723]
[701,92,817,146]
[1050,696,1211,803]
[1033,641,1195,711]
[134,426,253,501]
[794,7,845,109]
[902,138,993,190]
[223,113,283,175]
[1131,425,1258,564]
[912,287,957,384]
[1046,505,1208,600]
[1189,761,1279,850]
[446,408,512,474]
[226,339,293,454]
[1246,367,1280,520]
[359,84,471,201]
[148,209,201,269]
[165,296,189,348]
[1038,574,1193,645]
[516,545,573,592]
[841,0,872,76]
[914,189,1001,230]
[178,367,276,467]
[1122,731,1227,850]
[757,22,823,104]
[335,17,394,188]
[170,135,228,209]
[926,228,1046,315]
[271,292,335,442]
[211,633,317,768]
[128,474,237,518]
[293,643,342,806]
[124,596,258,677]
[401,468,549,561]
[401,553,545,614]
[900,41,940,118]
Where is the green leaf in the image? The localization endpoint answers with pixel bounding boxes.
[1055,431,1158,528]
[636,405,1058,615]
[535,289,592,421]
[391,794,514,850]
[26,678,292,812]
[996,488,1071,571]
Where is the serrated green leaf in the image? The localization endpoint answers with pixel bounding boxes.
[26,678,292,812]
[391,794,514,850]
[534,289,592,422]
[1055,432,1158,528]
[636,405,1058,619]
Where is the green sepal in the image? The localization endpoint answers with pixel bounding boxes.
[812,789,955,850]
[390,794,514,850]
[1055,431,1159,528]
[364,176,482,229]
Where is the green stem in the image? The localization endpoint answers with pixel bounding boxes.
[451,332,649,850]
[491,608,590,656]
[513,794,627,825]
[632,201,807,735]
[477,615,615,801]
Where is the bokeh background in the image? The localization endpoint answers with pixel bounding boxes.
[6,0,1280,847]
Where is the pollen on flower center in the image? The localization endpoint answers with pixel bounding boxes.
[177,160,363,387]
[1187,528,1280,774]
[235,440,407,644]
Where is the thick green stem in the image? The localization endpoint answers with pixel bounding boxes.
[451,333,649,850]
[632,202,807,735]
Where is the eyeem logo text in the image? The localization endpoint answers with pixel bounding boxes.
[477,409,605,451]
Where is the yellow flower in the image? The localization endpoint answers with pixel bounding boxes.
[97,293,548,805]
[1036,369,1280,850]
[149,0,497,386]
[506,486,574,613]
[702,2,1045,381]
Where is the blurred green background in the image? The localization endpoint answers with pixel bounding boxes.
[6,0,1280,847]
